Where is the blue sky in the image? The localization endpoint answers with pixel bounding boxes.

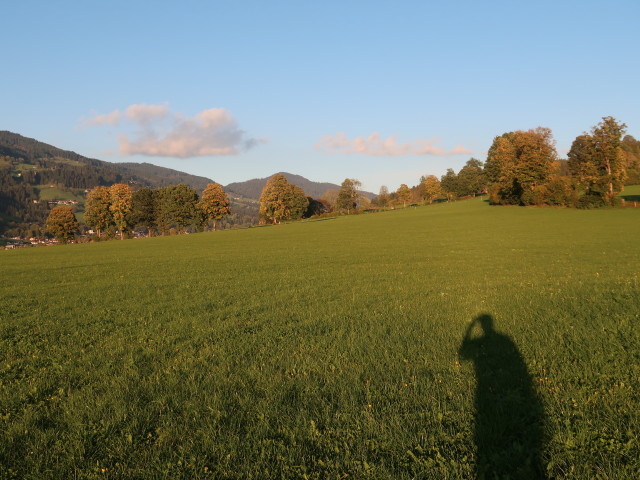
[2,0,639,193]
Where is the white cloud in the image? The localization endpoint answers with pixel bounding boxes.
[124,103,169,125]
[315,132,472,156]
[448,144,473,155]
[83,109,122,126]
[83,104,263,157]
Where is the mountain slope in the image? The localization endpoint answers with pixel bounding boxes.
[116,162,215,191]
[225,172,375,200]
[0,131,223,235]
[0,131,217,190]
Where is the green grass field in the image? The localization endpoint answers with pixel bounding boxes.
[35,186,85,203]
[1,198,639,479]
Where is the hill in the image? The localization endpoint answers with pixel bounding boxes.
[2,198,639,477]
[225,172,375,200]
[116,162,215,191]
[0,131,229,235]
[1,132,375,236]
[0,131,218,190]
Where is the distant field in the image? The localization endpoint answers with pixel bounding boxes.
[621,184,640,203]
[1,198,639,479]
[36,186,85,203]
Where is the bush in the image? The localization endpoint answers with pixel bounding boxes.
[521,186,547,206]
[488,184,504,205]
[608,195,623,207]
[545,177,577,207]
[576,194,606,209]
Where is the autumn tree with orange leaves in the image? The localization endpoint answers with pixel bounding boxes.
[485,127,557,205]
[84,186,113,237]
[198,183,231,231]
[109,183,133,239]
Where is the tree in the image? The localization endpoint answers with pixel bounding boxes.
[198,183,231,231]
[109,183,133,239]
[155,184,199,233]
[621,135,640,185]
[422,175,442,204]
[485,127,557,205]
[286,184,310,220]
[376,185,390,207]
[320,189,339,211]
[336,178,361,213]
[440,168,458,201]
[412,182,426,203]
[457,158,486,196]
[304,197,330,217]
[84,186,113,237]
[46,206,79,243]
[259,174,309,224]
[130,187,157,237]
[396,184,411,207]
[568,117,627,204]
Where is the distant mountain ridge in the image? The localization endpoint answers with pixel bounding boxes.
[225,172,375,200]
[0,131,218,191]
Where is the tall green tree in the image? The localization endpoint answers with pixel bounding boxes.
[46,206,79,243]
[198,183,231,231]
[485,127,557,205]
[259,174,309,224]
[84,186,113,237]
[130,187,156,237]
[457,158,486,196]
[440,168,458,201]
[109,183,133,240]
[336,178,361,213]
[568,117,627,203]
[155,184,199,234]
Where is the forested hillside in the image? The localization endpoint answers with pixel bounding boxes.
[116,163,215,191]
[0,131,258,236]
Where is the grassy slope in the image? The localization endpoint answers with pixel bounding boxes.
[36,186,85,202]
[1,199,639,479]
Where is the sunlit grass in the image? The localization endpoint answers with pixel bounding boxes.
[1,198,639,478]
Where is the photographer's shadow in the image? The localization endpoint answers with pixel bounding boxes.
[459,314,546,479]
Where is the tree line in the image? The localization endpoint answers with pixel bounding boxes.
[257,174,372,224]
[47,174,366,241]
[46,183,231,243]
[37,116,640,243]
[371,116,639,210]
[485,116,637,207]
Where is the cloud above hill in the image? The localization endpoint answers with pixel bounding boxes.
[83,103,264,158]
[315,132,471,156]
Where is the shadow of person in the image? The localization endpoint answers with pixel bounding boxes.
[459,314,546,479]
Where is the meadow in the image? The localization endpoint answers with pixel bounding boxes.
[1,196,639,479]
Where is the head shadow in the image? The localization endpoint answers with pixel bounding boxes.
[459,313,547,479]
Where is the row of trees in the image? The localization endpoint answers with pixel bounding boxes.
[82,182,231,239]
[40,117,640,242]
[48,174,367,241]
[370,116,635,210]
[370,116,637,211]
[369,159,487,210]
[258,175,369,224]
[486,117,633,207]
